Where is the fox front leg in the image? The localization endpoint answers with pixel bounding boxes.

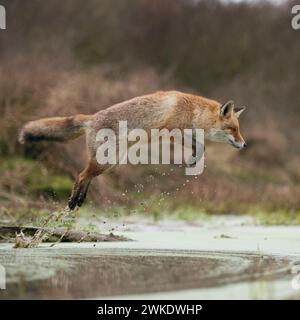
[186,138,205,167]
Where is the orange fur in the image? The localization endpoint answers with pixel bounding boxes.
[19,91,246,210]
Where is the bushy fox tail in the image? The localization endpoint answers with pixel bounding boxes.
[18,114,93,144]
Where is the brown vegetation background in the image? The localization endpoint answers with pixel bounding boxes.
[0,0,299,218]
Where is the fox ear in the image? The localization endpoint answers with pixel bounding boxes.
[220,100,234,118]
[235,106,246,118]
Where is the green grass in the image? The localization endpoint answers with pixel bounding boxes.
[250,208,300,226]
[2,201,300,236]
[1,157,300,228]
[78,201,300,226]
[0,157,73,199]
[77,203,212,223]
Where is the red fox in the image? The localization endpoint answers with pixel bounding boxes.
[19,91,246,210]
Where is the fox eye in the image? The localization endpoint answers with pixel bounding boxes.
[228,127,237,132]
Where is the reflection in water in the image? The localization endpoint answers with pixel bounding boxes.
[0,249,288,299]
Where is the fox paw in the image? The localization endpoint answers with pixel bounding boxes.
[68,187,87,210]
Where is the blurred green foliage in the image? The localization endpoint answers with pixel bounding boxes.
[0,158,73,199]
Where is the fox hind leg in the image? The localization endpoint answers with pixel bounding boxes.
[68,160,108,210]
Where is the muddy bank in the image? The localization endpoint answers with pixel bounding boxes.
[0,225,130,245]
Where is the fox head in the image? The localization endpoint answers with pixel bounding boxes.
[205,100,246,149]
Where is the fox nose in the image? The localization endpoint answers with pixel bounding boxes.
[243,143,247,148]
